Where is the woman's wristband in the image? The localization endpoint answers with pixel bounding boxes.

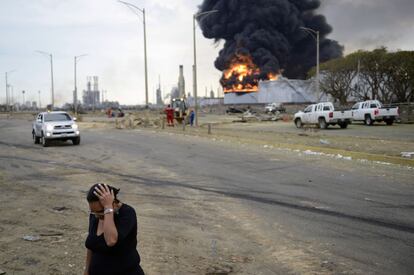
[104,208,114,215]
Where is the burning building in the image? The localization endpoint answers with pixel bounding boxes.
[198,0,343,103]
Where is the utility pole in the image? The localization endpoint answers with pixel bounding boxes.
[22,90,25,106]
[38,90,41,109]
[10,85,14,106]
[193,10,218,126]
[36,51,55,109]
[51,54,54,108]
[316,30,320,101]
[5,73,8,109]
[5,70,15,112]
[300,27,320,101]
[118,1,149,108]
[143,8,148,108]
[74,54,87,115]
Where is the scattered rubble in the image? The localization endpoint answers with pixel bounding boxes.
[401,152,414,159]
[115,114,162,129]
[233,110,282,123]
[23,235,41,242]
[319,139,330,145]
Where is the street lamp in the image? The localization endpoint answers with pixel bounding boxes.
[38,90,41,109]
[36,51,55,109]
[74,54,88,115]
[300,27,320,101]
[118,0,149,108]
[193,10,218,127]
[5,70,16,111]
[22,90,25,106]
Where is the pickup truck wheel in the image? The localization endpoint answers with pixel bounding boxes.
[319,118,328,129]
[42,137,49,147]
[385,119,394,126]
[365,115,373,126]
[72,137,80,145]
[340,122,348,129]
[33,131,40,144]
[295,118,303,128]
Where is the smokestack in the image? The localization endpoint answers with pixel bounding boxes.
[93,76,99,91]
[178,65,185,98]
[87,76,92,92]
[198,0,343,89]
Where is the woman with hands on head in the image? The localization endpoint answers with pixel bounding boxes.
[84,183,145,275]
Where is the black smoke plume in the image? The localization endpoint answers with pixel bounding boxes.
[198,0,343,81]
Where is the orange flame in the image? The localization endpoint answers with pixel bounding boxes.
[222,54,279,93]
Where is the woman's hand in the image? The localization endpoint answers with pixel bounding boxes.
[94,184,114,208]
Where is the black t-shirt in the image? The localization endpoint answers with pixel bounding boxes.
[85,204,144,275]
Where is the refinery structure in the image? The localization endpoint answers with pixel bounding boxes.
[83,76,101,108]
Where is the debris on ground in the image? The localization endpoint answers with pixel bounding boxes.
[205,263,233,275]
[0,268,6,275]
[401,152,414,158]
[320,139,330,145]
[116,114,162,129]
[23,235,41,242]
[233,110,281,123]
[52,206,70,213]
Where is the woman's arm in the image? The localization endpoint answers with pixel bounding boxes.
[84,249,92,275]
[94,184,118,247]
[102,210,118,246]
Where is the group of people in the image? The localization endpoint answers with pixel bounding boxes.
[106,108,125,118]
[164,104,195,127]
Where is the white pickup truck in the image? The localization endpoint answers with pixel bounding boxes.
[294,102,353,129]
[32,111,80,147]
[351,100,399,125]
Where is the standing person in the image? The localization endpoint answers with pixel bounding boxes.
[164,104,174,126]
[189,109,195,127]
[84,183,145,275]
[106,108,112,118]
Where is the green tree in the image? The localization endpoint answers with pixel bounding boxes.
[312,55,358,105]
[384,51,414,103]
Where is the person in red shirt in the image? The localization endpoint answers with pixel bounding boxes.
[164,104,174,126]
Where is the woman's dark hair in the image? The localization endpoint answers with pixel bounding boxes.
[87,183,120,203]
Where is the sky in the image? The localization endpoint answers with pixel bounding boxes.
[0,0,413,106]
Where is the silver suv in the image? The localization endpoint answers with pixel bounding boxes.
[32,111,80,147]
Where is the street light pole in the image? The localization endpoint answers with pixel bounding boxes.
[74,54,87,115]
[300,27,320,101]
[5,70,16,112]
[193,10,218,127]
[36,51,55,109]
[119,0,149,108]
[38,90,41,109]
[5,73,8,109]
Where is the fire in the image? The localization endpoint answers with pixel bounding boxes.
[221,54,279,93]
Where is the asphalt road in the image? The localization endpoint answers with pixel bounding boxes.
[1,119,413,274]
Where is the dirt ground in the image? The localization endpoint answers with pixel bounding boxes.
[80,111,414,166]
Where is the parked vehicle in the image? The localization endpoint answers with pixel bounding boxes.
[265,103,286,113]
[294,102,353,129]
[32,111,80,147]
[351,100,399,126]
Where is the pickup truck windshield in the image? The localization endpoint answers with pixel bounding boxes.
[44,113,71,122]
